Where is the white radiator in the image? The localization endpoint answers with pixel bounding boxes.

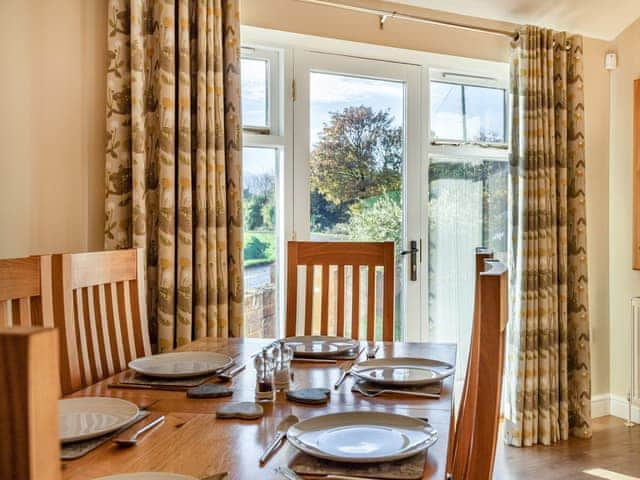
[630,298,640,405]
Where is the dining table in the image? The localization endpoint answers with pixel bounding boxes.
[61,338,457,480]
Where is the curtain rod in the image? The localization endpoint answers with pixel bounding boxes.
[296,0,517,39]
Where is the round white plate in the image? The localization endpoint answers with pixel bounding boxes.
[284,336,359,358]
[128,352,233,378]
[287,411,437,463]
[94,474,197,480]
[351,357,455,386]
[59,397,139,443]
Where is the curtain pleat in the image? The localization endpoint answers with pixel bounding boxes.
[504,25,591,446]
[105,0,243,351]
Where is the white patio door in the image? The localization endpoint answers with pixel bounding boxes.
[292,50,423,341]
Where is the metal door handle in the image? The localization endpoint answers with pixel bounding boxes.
[400,240,418,281]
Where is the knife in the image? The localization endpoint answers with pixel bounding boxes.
[260,415,299,464]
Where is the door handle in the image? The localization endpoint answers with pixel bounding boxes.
[400,240,418,281]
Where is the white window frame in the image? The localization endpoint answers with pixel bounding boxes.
[240,40,293,338]
[241,26,509,342]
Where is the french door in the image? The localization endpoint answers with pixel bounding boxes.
[292,50,424,340]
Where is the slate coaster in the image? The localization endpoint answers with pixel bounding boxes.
[291,450,427,479]
[187,383,233,399]
[60,410,151,460]
[286,388,331,405]
[216,402,264,420]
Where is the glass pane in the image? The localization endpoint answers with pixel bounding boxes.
[464,85,506,143]
[430,82,463,140]
[308,71,405,340]
[427,157,508,367]
[241,58,268,128]
[243,146,278,337]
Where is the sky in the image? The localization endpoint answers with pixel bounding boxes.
[241,62,504,177]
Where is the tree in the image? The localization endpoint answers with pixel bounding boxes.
[347,192,401,247]
[310,106,402,206]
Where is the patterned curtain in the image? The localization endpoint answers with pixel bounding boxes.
[104,0,244,351]
[503,26,591,446]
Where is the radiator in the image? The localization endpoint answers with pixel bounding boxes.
[631,298,640,404]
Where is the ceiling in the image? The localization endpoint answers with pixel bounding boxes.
[390,0,640,40]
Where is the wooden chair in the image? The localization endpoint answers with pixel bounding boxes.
[448,250,508,480]
[0,327,61,480]
[52,248,151,394]
[286,241,395,341]
[0,255,54,327]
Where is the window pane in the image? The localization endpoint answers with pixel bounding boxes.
[427,157,508,368]
[464,85,505,143]
[241,58,268,128]
[243,146,278,337]
[430,82,463,141]
[308,71,405,340]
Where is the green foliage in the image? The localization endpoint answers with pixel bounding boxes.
[310,189,350,232]
[244,236,269,260]
[310,106,402,206]
[346,192,402,247]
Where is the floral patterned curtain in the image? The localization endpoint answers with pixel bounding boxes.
[504,26,591,446]
[104,0,244,351]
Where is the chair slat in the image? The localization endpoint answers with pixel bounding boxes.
[367,265,375,338]
[104,283,125,371]
[352,265,360,340]
[320,265,330,336]
[0,301,9,327]
[304,265,314,335]
[73,288,93,386]
[18,298,31,326]
[337,265,345,336]
[94,285,115,376]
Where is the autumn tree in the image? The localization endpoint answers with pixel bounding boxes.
[310,106,402,206]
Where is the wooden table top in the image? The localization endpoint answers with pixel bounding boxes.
[62,338,456,480]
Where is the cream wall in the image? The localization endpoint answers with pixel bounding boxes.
[0,0,106,259]
[608,17,640,399]
[0,0,612,395]
[240,0,612,395]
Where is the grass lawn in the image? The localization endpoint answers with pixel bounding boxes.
[244,230,276,268]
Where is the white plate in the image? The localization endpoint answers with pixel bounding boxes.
[351,357,455,386]
[284,336,359,358]
[94,474,197,480]
[59,397,139,443]
[128,352,233,378]
[287,411,437,463]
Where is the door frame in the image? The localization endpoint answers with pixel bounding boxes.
[241,26,509,342]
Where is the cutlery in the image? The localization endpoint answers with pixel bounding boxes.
[333,362,353,389]
[291,358,337,364]
[201,474,228,480]
[353,384,439,399]
[217,362,246,381]
[260,415,299,465]
[274,466,303,480]
[366,344,380,359]
[113,415,165,446]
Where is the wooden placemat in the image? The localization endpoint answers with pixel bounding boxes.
[108,370,216,391]
[60,410,150,460]
[290,451,428,479]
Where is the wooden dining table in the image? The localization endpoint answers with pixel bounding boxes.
[61,338,456,480]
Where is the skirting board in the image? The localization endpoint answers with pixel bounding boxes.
[591,393,640,423]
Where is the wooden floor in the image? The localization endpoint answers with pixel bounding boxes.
[493,417,640,479]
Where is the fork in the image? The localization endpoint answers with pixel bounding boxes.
[353,384,439,399]
[333,362,353,389]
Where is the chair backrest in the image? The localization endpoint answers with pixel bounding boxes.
[0,327,61,480]
[0,256,53,328]
[286,241,395,341]
[448,250,508,480]
[52,248,151,394]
